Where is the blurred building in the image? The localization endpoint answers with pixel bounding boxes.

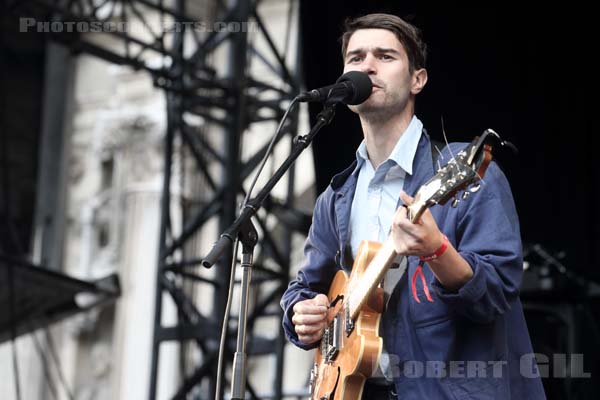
[1,1,316,399]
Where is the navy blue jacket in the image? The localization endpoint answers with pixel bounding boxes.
[281,132,546,399]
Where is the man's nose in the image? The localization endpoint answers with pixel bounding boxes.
[360,54,377,74]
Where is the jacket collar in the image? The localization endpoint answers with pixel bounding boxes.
[330,129,435,196]
[401,129,436,201]
[353,116,423,176]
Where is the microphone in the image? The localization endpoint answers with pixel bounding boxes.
[297,71,373,105]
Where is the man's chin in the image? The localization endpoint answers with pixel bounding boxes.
[351,99,382,114]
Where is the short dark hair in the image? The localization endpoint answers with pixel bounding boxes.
[340,13,427,73]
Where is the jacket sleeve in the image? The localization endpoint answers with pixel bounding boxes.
[431,161,523,323]
[280,188,340,350]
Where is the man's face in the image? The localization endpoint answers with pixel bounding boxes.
[343,28,423,117]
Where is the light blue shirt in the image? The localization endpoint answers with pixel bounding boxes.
[349,116,423,258]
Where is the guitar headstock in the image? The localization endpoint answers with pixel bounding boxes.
[407,129,511,222]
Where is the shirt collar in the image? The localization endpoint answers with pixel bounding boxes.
[353,115,423,176]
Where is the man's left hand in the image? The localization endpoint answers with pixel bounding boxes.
[391,190,444,257]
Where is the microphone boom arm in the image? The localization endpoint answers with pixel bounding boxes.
[202,102,336,267]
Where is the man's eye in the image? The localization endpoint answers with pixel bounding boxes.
[380,54,393,60]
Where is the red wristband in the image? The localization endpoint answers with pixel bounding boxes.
[419,235,449,262]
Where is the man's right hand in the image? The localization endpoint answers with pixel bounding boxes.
[292,294,329,344]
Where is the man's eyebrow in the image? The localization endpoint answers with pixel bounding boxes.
[345,47,401,59]
[373,47,401,55]
[345,48,364,58]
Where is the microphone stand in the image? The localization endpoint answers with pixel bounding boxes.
[202,103,337,399]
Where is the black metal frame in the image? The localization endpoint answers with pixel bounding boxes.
[0,255,121,344]
[8,0,305,399]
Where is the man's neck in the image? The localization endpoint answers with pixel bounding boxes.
[359,108,415,168]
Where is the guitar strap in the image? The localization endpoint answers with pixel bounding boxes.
[383,256,407,308]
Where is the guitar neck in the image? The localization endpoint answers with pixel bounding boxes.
[347,237,399,320]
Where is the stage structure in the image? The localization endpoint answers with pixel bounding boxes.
[9,0,308,398]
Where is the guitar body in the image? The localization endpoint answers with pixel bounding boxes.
[310,241,386,400]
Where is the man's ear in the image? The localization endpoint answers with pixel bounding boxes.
[411,68,428,95]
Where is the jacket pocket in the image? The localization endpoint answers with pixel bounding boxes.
[445,361,506,399]
[413,318,508,399]
[413,316,457,363]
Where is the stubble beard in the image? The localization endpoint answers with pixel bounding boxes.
[352,91,406,124]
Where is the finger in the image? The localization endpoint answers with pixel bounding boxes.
[297,325,327,343]
[293,303,328,315]
[312,294,329,307]
[392,205,408,224]
[397,218,422,236]
[292,294,329,312]
[418,208,437,226]
[394,204,408,219]
[392,211,421,237]
[298,334,322,344]
[293,299,328,315]
[293,313,327,326]
[399,190,414,205]
[292,313,327,326]
[295,322,326,335]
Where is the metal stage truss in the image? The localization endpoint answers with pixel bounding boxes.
[8,0,307,398]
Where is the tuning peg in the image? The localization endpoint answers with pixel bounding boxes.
[469,183,481,193]
[462,191,470,200]
[451,197,460,208]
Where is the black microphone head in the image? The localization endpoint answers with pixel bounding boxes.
[335,71,373,105]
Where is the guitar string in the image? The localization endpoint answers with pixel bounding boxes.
[440,116,489,189]
[440,116,457,164]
